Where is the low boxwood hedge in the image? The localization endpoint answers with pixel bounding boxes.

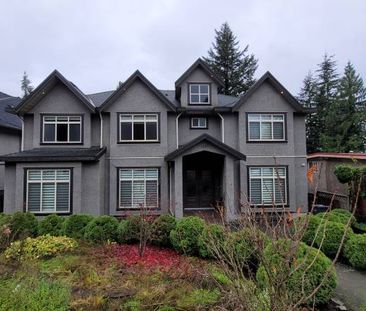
[38,214,65,236]
[62,214,94,239]
[8,212,38,240]
[150,214,177,247]
[84,216,119,243]
[344,233,366,270]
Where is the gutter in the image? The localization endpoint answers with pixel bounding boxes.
[20,115,24,151]
[175,112,183,149]
[98,110,103,148]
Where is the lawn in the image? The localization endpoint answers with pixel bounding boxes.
[0,243,222,311]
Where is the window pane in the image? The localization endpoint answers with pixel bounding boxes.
[120,122,132,140]
[250,179,261,204]
[273,122,284,139]
[42,183,55,211]
[44,124,55,142]
[261,115,271,121]
[56,183,69,211]
[120,180,132,207]
[57,123,68,141]
[198,118,206,127]
[28,183,41,212]
[57,116,68,122]
[133,115,144,121]
[249,168,261,177]
[133,180,145,207]
[146,180,158,207]
[262,179,274,203]
[261,122,272,139]
[121,169,132,179]
[146,115,157,121]
[56,170,70,181]
[200,95,209,102]
[69,116,81,122]
[262,168,273,177]
[146,122,157,140]
[121,115,132,121]
[192,118,199,127]
[190,85,199,93]
[190,95,199,103]
[28,171,42,181]
[273,115,284,121]
[275,179,286,204]
[133,170,145,179]
[249,122,260,139]
[275,168,286,177]
[200,84,209,93]
[133,123,144,140]
[248,114,260,121]
[43,170,55,180]
[69,124,81,142]
[146,169,158,179]
[44,116,56,122]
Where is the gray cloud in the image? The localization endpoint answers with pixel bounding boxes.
[1,0,365,97]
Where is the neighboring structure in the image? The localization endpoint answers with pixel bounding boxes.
[307,152,366,210]
[0,59,309,219]
[0,92,21,211]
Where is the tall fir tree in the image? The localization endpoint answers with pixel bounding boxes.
[21,71,34,98]
[321,62,366,152]
[298,72,318,153]
[203,22,258,96]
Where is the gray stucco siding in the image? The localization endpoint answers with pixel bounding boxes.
[25,83,93,149]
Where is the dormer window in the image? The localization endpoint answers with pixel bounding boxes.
[189,84,210,105]
[42,115,82,144]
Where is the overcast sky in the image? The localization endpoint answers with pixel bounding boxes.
[1,0,365,97]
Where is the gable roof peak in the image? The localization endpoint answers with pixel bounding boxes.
[175,58,224,88]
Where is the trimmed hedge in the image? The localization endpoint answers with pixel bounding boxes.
[9,212,38,240]
[62,214,94,239]
[84,216,119,243]
[38,215,65,236]
[117,216,145,244]
[344,234,366,270]
[170,216,205,255]
[256,240,337,305]
[198,224,226,258]
[150,214,176,247]
[314,220,353,257]
[0,213,11,227]
[316,209,356,226]
[295,215,321,246]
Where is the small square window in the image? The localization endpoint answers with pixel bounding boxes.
[191,117,207,129]
[189,84,210,104]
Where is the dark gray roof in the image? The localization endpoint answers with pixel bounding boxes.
[0,146,106,163]
[87,89,239,108]
[0,95,22,130]
[165,134,246,161]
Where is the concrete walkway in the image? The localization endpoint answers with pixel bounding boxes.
[334,263,366,311]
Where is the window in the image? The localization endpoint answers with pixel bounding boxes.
[189,84,210,104]
[191,117,207,129]
[249,167,287,205]
[119,168,159,209]
[248,114,285,141]
[26,169,71,213]
[42,116,82,143]
[119,114,159,142]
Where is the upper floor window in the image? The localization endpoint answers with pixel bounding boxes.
[42,115,82,144]
[191,117,207,129]
[189,84,210,104]
[247,113,285,141]
[119,114,159,142]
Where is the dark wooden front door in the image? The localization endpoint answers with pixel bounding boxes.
[183,152,223,210]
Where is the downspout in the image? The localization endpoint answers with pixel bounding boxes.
[217,112,225,143]
[175,112,182,149]
[98,110,103,148]
[20,115,24,151]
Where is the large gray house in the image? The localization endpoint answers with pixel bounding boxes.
[0,59,309,220]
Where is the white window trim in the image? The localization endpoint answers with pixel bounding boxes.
[118,168,159,209]
[191,117,207,129]
[42,115,82,143]
[26,169,71,213]
[247,113,286,142]
[119,114,159,142]
[189,84,210,104]
[249,167,287,206]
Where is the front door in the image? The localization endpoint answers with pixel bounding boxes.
[184,169,215,209]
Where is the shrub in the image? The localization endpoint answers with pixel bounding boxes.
[316,209,356,226]
[295,215,321,246]
[4,234,78,260]
[117,216,144,244]
[150,214,176,247]
[38,215,65,236]
[314,220,353,257]
[84,215,119,243]
[256,240,337,305]
[353,222,366,234]
[177,289,220,309]
[198,223,225,258]
[0,276,70,311]
[9,212,38,240]
[62,214,93,239]
[169,216,205,255]
[344,234,366,270]
[0,213,11,227]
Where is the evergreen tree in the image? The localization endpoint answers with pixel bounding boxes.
[21,71,34,97]
[321,62,366,152]
[203,22,258,96]
[298,72,318,153]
